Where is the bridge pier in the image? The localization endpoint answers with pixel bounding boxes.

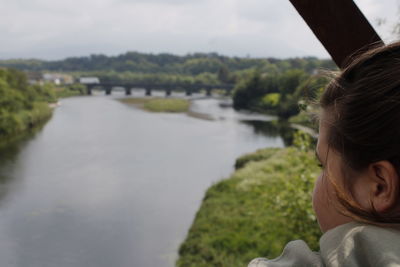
[87,86,92,95]
[206,88,212,96]
[165,89,172,96]
[105,87,112,95]
[185,89,192,96]
[145,88,152,96]
[125,87,132,95]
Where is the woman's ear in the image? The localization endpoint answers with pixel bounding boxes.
[368,161,400,213]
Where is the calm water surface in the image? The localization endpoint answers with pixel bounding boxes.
[0,93,286,267]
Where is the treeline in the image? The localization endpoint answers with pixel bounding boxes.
[0,52,335,75]
[233,69,331,124]
[0,68,83,141]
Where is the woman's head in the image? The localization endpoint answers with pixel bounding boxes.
[313,41,400,232]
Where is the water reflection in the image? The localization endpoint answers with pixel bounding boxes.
[241,120,296,147]
[0,127,45,207]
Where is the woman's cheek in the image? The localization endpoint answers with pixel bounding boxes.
[312,173,327,231]
[312,172,353,233]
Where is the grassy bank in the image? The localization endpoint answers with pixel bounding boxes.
[0,104,52,147]
[0,102,53,143]
[177,146,321,267]
[119,97,190,113]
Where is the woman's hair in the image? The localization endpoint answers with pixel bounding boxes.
[320,41,400,224]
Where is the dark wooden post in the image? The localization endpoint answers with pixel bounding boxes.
[289,0,383,68]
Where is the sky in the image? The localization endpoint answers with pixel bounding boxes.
[0,0,398,60]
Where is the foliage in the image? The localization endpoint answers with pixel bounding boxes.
[261,93,281,108]
[288,111,317,130]
[234,147,281,169]
[0,68,58,141]
[292,130,315,151]
[0,53,335,76]
[54,84,87,98]
[177,147,321,267]
[233,69,330,121]
[29,83,57,103]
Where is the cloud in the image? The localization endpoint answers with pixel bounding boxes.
[0,0,396,59]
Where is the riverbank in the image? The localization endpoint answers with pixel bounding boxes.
[119,97,190,113]
[0,102,53,146]
[177,146,321,267]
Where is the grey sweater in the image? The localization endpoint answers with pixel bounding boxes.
[248,222,400,267]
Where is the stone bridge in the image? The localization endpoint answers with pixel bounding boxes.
[84,82,234,96]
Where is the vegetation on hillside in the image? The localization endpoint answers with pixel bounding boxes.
[177,132,321,267]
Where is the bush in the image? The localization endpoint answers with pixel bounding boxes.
[0,69,54,141]
[54,84,86,98]
[260,93,280,108]
[232,69,329,121]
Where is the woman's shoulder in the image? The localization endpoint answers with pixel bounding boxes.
[320,222,400,266]
[248,222,400,267]
[248,240,323,267]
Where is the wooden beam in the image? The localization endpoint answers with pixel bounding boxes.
[289,0,383,68]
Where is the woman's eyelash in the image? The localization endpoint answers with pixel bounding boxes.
[317,163,323,168]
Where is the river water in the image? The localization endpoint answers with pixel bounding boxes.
[0,93,288,267]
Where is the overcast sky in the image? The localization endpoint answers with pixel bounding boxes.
[0,0,398,60]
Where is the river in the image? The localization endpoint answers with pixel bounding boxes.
[0,93,289,267]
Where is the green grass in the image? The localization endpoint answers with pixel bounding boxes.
[177,147,321,267]
[120,97,190,113]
